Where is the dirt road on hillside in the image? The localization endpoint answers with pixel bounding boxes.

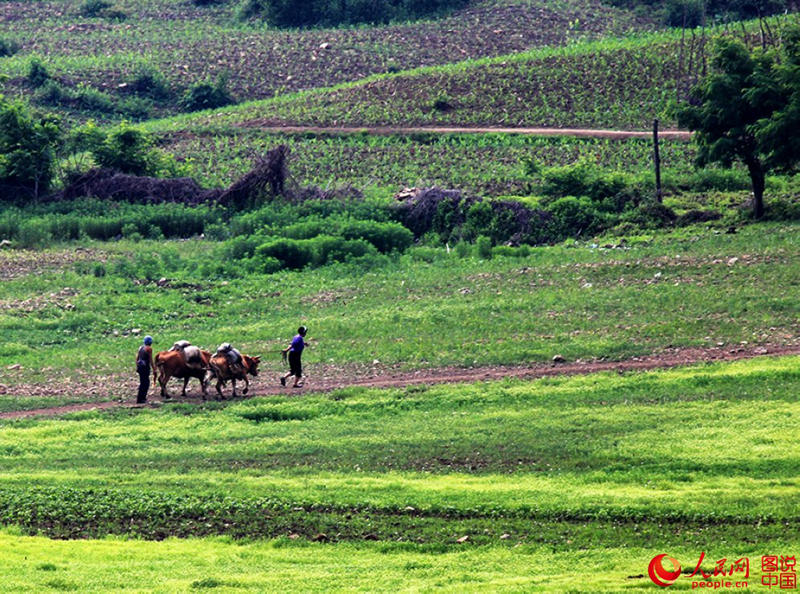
[234,123,693,140]
[1,343,797,420]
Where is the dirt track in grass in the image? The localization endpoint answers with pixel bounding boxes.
[1,342,798,420]
[232,123,693,140]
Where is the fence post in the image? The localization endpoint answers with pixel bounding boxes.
[653,118,663,203]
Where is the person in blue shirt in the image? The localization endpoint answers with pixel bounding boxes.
[280,326,308,388]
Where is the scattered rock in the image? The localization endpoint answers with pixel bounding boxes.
[0,239,12,248]
[319,42,331,49]
[288,533,300,540]
[131,328,141,335]
[552,355,566,364]
[727,257,739,266]
[456,535,469,543]
[157,277,168,287]
[500,533,511,540]
[7,364,21,370]
[312,533,328,542]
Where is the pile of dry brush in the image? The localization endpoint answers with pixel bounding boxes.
[51,145,348,206]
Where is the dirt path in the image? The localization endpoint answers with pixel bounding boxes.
[2,343,797,420]
[233,123,693,140]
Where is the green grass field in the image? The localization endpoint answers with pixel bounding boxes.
[0,355,798,589]
[0,221,798,411]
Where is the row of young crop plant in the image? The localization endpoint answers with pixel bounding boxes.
[0,0,647,122]
[160,131,701,196]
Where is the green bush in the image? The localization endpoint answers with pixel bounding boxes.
[540,161,629,206]
[117,96,152,121]
[282,219,330,240]
[309,235,378,266]
[90,123,158,175]
[33,80,67,106]
[179,75,234,112]
[240,0,469,27]
[79,0,110,16]
[0,38,19,58]
[127,65,171,101]
[339,220,413,253]
[622,201,677,228]
[476,235,492,259]
[463,201,494,242]
[255,238,314,270]
[17,220,53,247]
[74,84,116,114]
[27,58,50,87]
[545,197,604,238]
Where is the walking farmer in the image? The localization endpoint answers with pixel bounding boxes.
[136,335,156,404]
[280,326,308,388]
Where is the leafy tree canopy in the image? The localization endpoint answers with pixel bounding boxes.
[676,27,800,218]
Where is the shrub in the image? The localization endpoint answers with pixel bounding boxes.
[454,242,471,258]
[117,96,152,121]
[27,58,50,87]
[623,201,677,228]
[339,220,413,253]
[17,220,53,247]
[282,219,330,240]
[463,201,494,242]
[74,84,116,114]
[241,0,469,27]
[90,124,158,175]
[0,37,19,58]
[127,65,171,101]
[79,0,111,16]
[664,0,704,27]
[255,238,313,270]
[545,197,604,238]
[540,161,629,205]
[476,235,492,259]
[309,235,378,266]
[492,244,531,258]
[179,75,234,112]
[34,80,68,106]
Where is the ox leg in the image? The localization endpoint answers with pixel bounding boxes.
[242,376,249,395]
[182,377,189,398]
[231,379,237,398]
[158,371,169,399]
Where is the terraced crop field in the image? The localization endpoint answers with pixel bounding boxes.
[0,0,651,121]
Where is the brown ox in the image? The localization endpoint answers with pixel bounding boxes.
[155,349,211,399]
[208,353,260,399]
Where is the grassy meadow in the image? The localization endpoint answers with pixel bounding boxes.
[0,355,798,589]
[0,221,798,411]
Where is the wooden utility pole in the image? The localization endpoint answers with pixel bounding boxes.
[653,118,662,203]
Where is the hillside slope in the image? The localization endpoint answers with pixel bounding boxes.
[0,0,653,121]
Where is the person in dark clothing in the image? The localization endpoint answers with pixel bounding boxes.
[136,335,155,404]
[280,326,308,388]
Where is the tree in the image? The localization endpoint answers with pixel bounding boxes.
[0,96,60,200]
[677,29,800,219]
